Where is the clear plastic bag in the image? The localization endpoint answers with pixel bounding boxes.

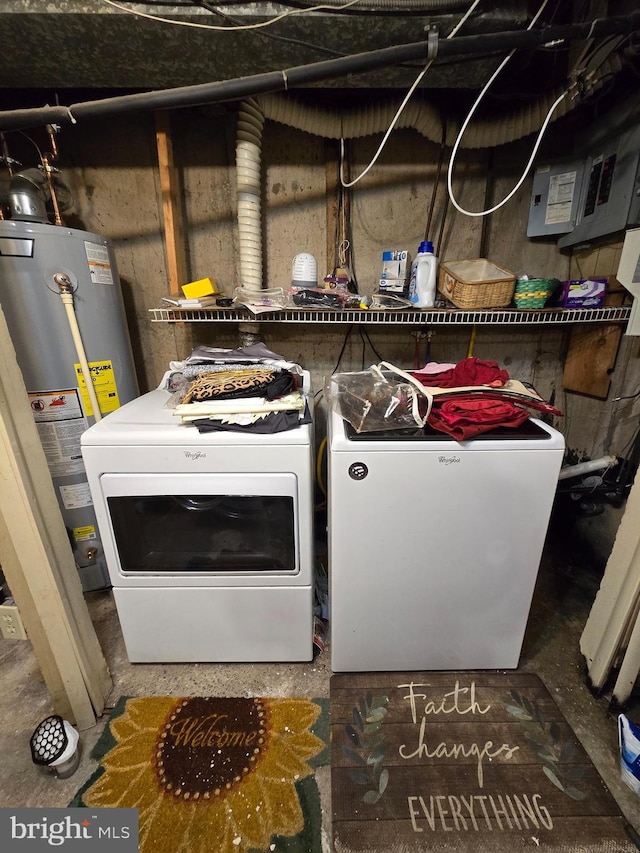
[325,362,433,433]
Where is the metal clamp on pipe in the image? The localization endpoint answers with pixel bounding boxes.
[426,24,439,62]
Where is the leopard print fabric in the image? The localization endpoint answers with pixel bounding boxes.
[183,369,276,403]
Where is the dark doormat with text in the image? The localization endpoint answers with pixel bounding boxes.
[331,671,638,852]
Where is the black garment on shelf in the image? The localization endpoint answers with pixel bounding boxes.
[182,369,296,402]
[192,403,312,435]
[210,369,295,401]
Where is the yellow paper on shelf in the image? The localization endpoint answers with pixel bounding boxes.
[181,277,219,299]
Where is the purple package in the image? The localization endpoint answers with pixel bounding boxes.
[555,278,607,308]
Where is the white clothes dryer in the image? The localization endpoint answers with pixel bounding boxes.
[81,385,314,663]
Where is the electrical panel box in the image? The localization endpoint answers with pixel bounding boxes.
[528,94,640,248]
[528,127,640,247]
[528,160,585,236]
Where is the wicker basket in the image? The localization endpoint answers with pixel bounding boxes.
[513,277,559,309]
[438,259,516,309]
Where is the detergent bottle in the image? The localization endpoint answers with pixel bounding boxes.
[407,241,437,308]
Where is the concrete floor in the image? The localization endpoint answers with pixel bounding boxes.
[1,534,639,850]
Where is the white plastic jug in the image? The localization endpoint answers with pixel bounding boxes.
[407,241,437,308]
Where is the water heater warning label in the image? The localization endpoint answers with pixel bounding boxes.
[75,360,121,417]
[73,524,97,541]
[85,240,115,285]
[59,482,93,511]
[29,388,87,477]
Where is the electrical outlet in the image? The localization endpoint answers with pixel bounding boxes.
[0,603,28,640]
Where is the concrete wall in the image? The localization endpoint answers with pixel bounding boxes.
[3,101,640,470]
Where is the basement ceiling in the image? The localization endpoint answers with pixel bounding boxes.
[0,0,637,140]
[0,1,560,91]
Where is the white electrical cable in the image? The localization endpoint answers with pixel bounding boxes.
[339,0,481,188]
[100,0,364,32]
[445,0,573,218]
[339,66,430,188]
[447,88,568,216]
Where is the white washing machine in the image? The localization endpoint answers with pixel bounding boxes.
[81,386,314,663]
[328,409,565,672]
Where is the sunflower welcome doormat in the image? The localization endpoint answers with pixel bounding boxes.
[331,671,638,853]
[71,696,329,853]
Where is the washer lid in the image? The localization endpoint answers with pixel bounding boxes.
[343,418,553,442]
[329,405,564,452]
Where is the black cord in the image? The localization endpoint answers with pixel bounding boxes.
[211,0,449,16]
[424,113,446,240]
[360,326,384,362]
[192,0,347,56]
[333,148,343,270]
[434,122,450,259]
[617,422,640,461]
[14,129,44,164]
[332,325,353,374]
[613,389,640,402]
[123,0,202,5]
[112,0,503,67]
[193,0,513,71]
[479,148,493,258]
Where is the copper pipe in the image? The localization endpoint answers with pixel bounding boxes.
[42,153,63,226]
[46,124,59,160]
[1,132,14,176]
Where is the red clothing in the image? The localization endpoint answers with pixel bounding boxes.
[427,398,530,440]
[412,357,509,389]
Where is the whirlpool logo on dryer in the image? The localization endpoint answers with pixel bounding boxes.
[438,455,461,466]
[184,450,207,460]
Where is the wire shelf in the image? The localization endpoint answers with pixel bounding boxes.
[149,305,632,326]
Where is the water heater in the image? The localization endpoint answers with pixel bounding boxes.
[0,218,139,591]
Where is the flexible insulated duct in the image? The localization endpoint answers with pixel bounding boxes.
[236,99,266,292]
[256,53,620,150]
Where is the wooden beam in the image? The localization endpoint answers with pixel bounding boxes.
[0,305,112,729]
[580,463,640,693]
[563,277,629,399]
[155,111,188,295]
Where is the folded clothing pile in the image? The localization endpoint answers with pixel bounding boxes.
[410,357,562,440]
[162,343,311,434]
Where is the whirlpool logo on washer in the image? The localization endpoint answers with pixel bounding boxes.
[348,462,368,480]
[184,450,207,461]
[438,455,461,466]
